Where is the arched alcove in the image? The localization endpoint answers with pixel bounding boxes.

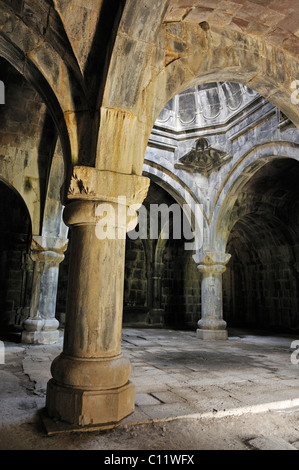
[224,158,299,333]
[123,180,198,329]
[0,180,32,336]
[147,76,299,336]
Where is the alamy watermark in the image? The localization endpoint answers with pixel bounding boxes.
[291,80,299,105]
[0,340,4,365]
[94,196,204,252]
[290,340,299,365]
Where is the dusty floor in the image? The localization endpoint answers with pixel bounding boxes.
[1,327,299,451]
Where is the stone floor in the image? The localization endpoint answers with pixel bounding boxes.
[123,328,299,424]
[2,327,299,450]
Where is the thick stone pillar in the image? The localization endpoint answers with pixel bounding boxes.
[21,236,68,345]
[46,167,149,429]
[197,252,231,341]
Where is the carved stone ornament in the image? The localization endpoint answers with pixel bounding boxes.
[67,166,150,206]
[174,138,232,176]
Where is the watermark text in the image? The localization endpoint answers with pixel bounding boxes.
[290,340,299,365]
[0,340,4,365]
[94,197,204,252]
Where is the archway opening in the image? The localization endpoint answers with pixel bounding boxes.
[0,181,32,339]
[123,180,199,330]
[224,158,299,334]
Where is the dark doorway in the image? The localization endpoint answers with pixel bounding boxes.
[0,181,32,339]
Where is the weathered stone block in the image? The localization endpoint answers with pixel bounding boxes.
[21,329,59,345]
[46,379,135,428]
[197,329,228,340]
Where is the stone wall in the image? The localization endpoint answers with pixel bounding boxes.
[123,235,200,330]
[161,240,200,329]
[124,237,147,309]
[224,254,299,333]
[0,57,56,234]
[122,179,201,330]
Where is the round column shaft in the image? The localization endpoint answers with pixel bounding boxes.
[46,167,150,428]
[197,252,231,341]
[21,236,68,345]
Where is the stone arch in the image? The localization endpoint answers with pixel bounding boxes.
[0,169,35,234]
[42,142,68,240]
[213,142,299,252]
[143,165,206,254]
[0,56,61,236]
[0,7,77,174]
[221,154,299,332]
[100,11,299,176]
[149,16,299,129]
[0,176,32,230]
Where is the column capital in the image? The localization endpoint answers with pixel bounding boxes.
[22,235,68,345]
[63,199,141,236]
[67,166,150,207]
[64,167,150,235]
[197,251,231,274]
[30,236,69,265]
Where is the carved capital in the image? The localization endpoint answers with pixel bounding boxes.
[63,199,140,235]
[30,236,69,266]
[67,166,150,207]
[197,251,231,274]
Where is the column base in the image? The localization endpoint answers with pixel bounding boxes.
[21,330,60,345]
[46,379,135,428]
[148,308,166,327]
[196,328,228,341]
[21,318,60,345]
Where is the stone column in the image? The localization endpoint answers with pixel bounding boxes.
[46,167,149,429]
[15,251,34,327]
[21,236,68,345]
[197,252,231,341]
[149,262,165,326]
